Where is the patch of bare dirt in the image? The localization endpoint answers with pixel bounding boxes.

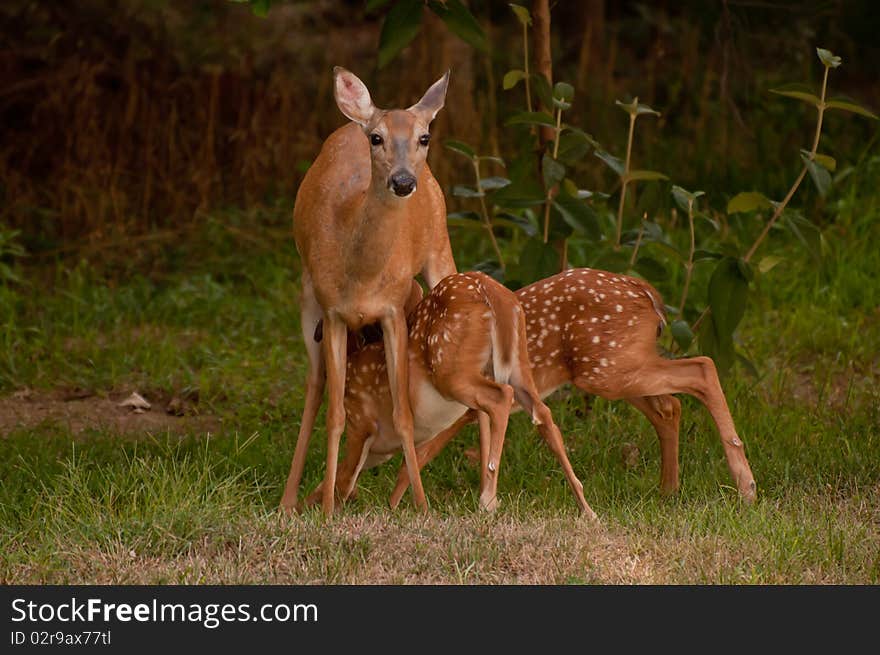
[0,388,221,437]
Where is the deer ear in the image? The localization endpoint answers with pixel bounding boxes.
[333,67,376,127]
[408,70,450,124]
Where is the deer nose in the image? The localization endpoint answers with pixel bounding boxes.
[390,172,417,197]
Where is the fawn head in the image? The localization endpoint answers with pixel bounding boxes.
[333,67,450,198]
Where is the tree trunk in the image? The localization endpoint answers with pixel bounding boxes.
[532,0,553,147]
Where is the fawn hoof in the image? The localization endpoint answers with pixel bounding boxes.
[479,493,499,513]
[739,477,757,504]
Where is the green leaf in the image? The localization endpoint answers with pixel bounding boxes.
[672,185,705,211]
[693,249,723,263]
[444,139,476,160]
[477,155,506,167]
[493,212,537,237]
[552,97,572,111]
[783,211,822,263]
[670,320,694,351]
[447,211,481,222]
[594,150,624,177]
[509,3,532,26]
[635,256,668,281]
[428,0,487,52]
[811,153,837,172]
[378,0,424,69]
[757,255,783,274]
[824,96,879,120]
[816,47,842,68]
[626,169,669,183]
[708,257,750,342]
[541,153,565,189]
[592,248,631,274]
[503,69,528,90]
[553,192,601,240]
[514,237,560,285]
[556,132,591,165]
[769,83,820,107]
[479,176,511,190]
[491,179,546,208]
[703,258,750,374]
[531,73,553,110]
[553,82,575,102]
[563,126,601,148]
[800,151,831,197]
[506,111,557,128]
[727,191,772,214]
[452,185,484,198]
[615,98,660,117]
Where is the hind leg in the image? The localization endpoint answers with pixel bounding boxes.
[513,383,596,519]
[281,276,325,513]
[603,356,756,502]
[625,395,681,495]
[445,377,514,512]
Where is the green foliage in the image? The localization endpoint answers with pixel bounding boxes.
[376,0,486,68]
[439,35,875,378]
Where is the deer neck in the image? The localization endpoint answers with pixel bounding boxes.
[344,175,413,273]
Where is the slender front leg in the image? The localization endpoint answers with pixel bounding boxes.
[280,279,325,512]
[389,412,476,509]
[320,314,349,517]
[381,309,427,511]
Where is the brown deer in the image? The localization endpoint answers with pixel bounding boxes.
[304,271,595,517]
[279,68,457,516]
[385,268,757,507]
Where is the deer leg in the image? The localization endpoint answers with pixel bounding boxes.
[625,395,682,495]
[319,314,349,517]
[381,309,428,511]
[619,356,756,502]
[513,384,595,519]
[305,428,374,508]
[389,411,476,509]
[445,378,513,512]
[280,282,325,513]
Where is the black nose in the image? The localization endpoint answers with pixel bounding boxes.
[390,172,416,196]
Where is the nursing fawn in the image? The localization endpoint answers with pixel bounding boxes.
[304,271,595,517]
[387,268,757,508]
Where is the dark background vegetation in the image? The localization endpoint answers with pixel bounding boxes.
[2,0,878,264]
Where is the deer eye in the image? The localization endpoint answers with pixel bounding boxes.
[370,133,383,146]
[418,134,430,146]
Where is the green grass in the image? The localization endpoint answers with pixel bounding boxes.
[1,180,879,583]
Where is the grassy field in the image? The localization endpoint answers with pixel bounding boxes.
[1,174,879,584]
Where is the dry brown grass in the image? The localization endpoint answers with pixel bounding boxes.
[4,512,672,585]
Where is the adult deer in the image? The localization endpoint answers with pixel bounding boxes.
[279,68,457,516]
[303,271,595,517]
[385,268,757,507]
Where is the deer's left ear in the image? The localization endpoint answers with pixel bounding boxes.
[408,70,450,124]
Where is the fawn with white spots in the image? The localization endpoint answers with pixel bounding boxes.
[385,268,757,507]
[304,271,595,517]
[279,68,457,516]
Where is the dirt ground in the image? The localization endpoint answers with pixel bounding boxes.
[0,388,220,437]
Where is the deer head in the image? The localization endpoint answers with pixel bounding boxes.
[333,67,450,198]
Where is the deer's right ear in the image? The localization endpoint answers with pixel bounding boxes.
[333,67,376,128]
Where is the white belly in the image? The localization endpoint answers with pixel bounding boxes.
[368,380,466,455]
[412,380,467,444]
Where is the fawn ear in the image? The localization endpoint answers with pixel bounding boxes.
[408,70,450,124]
[334,67,376,127]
